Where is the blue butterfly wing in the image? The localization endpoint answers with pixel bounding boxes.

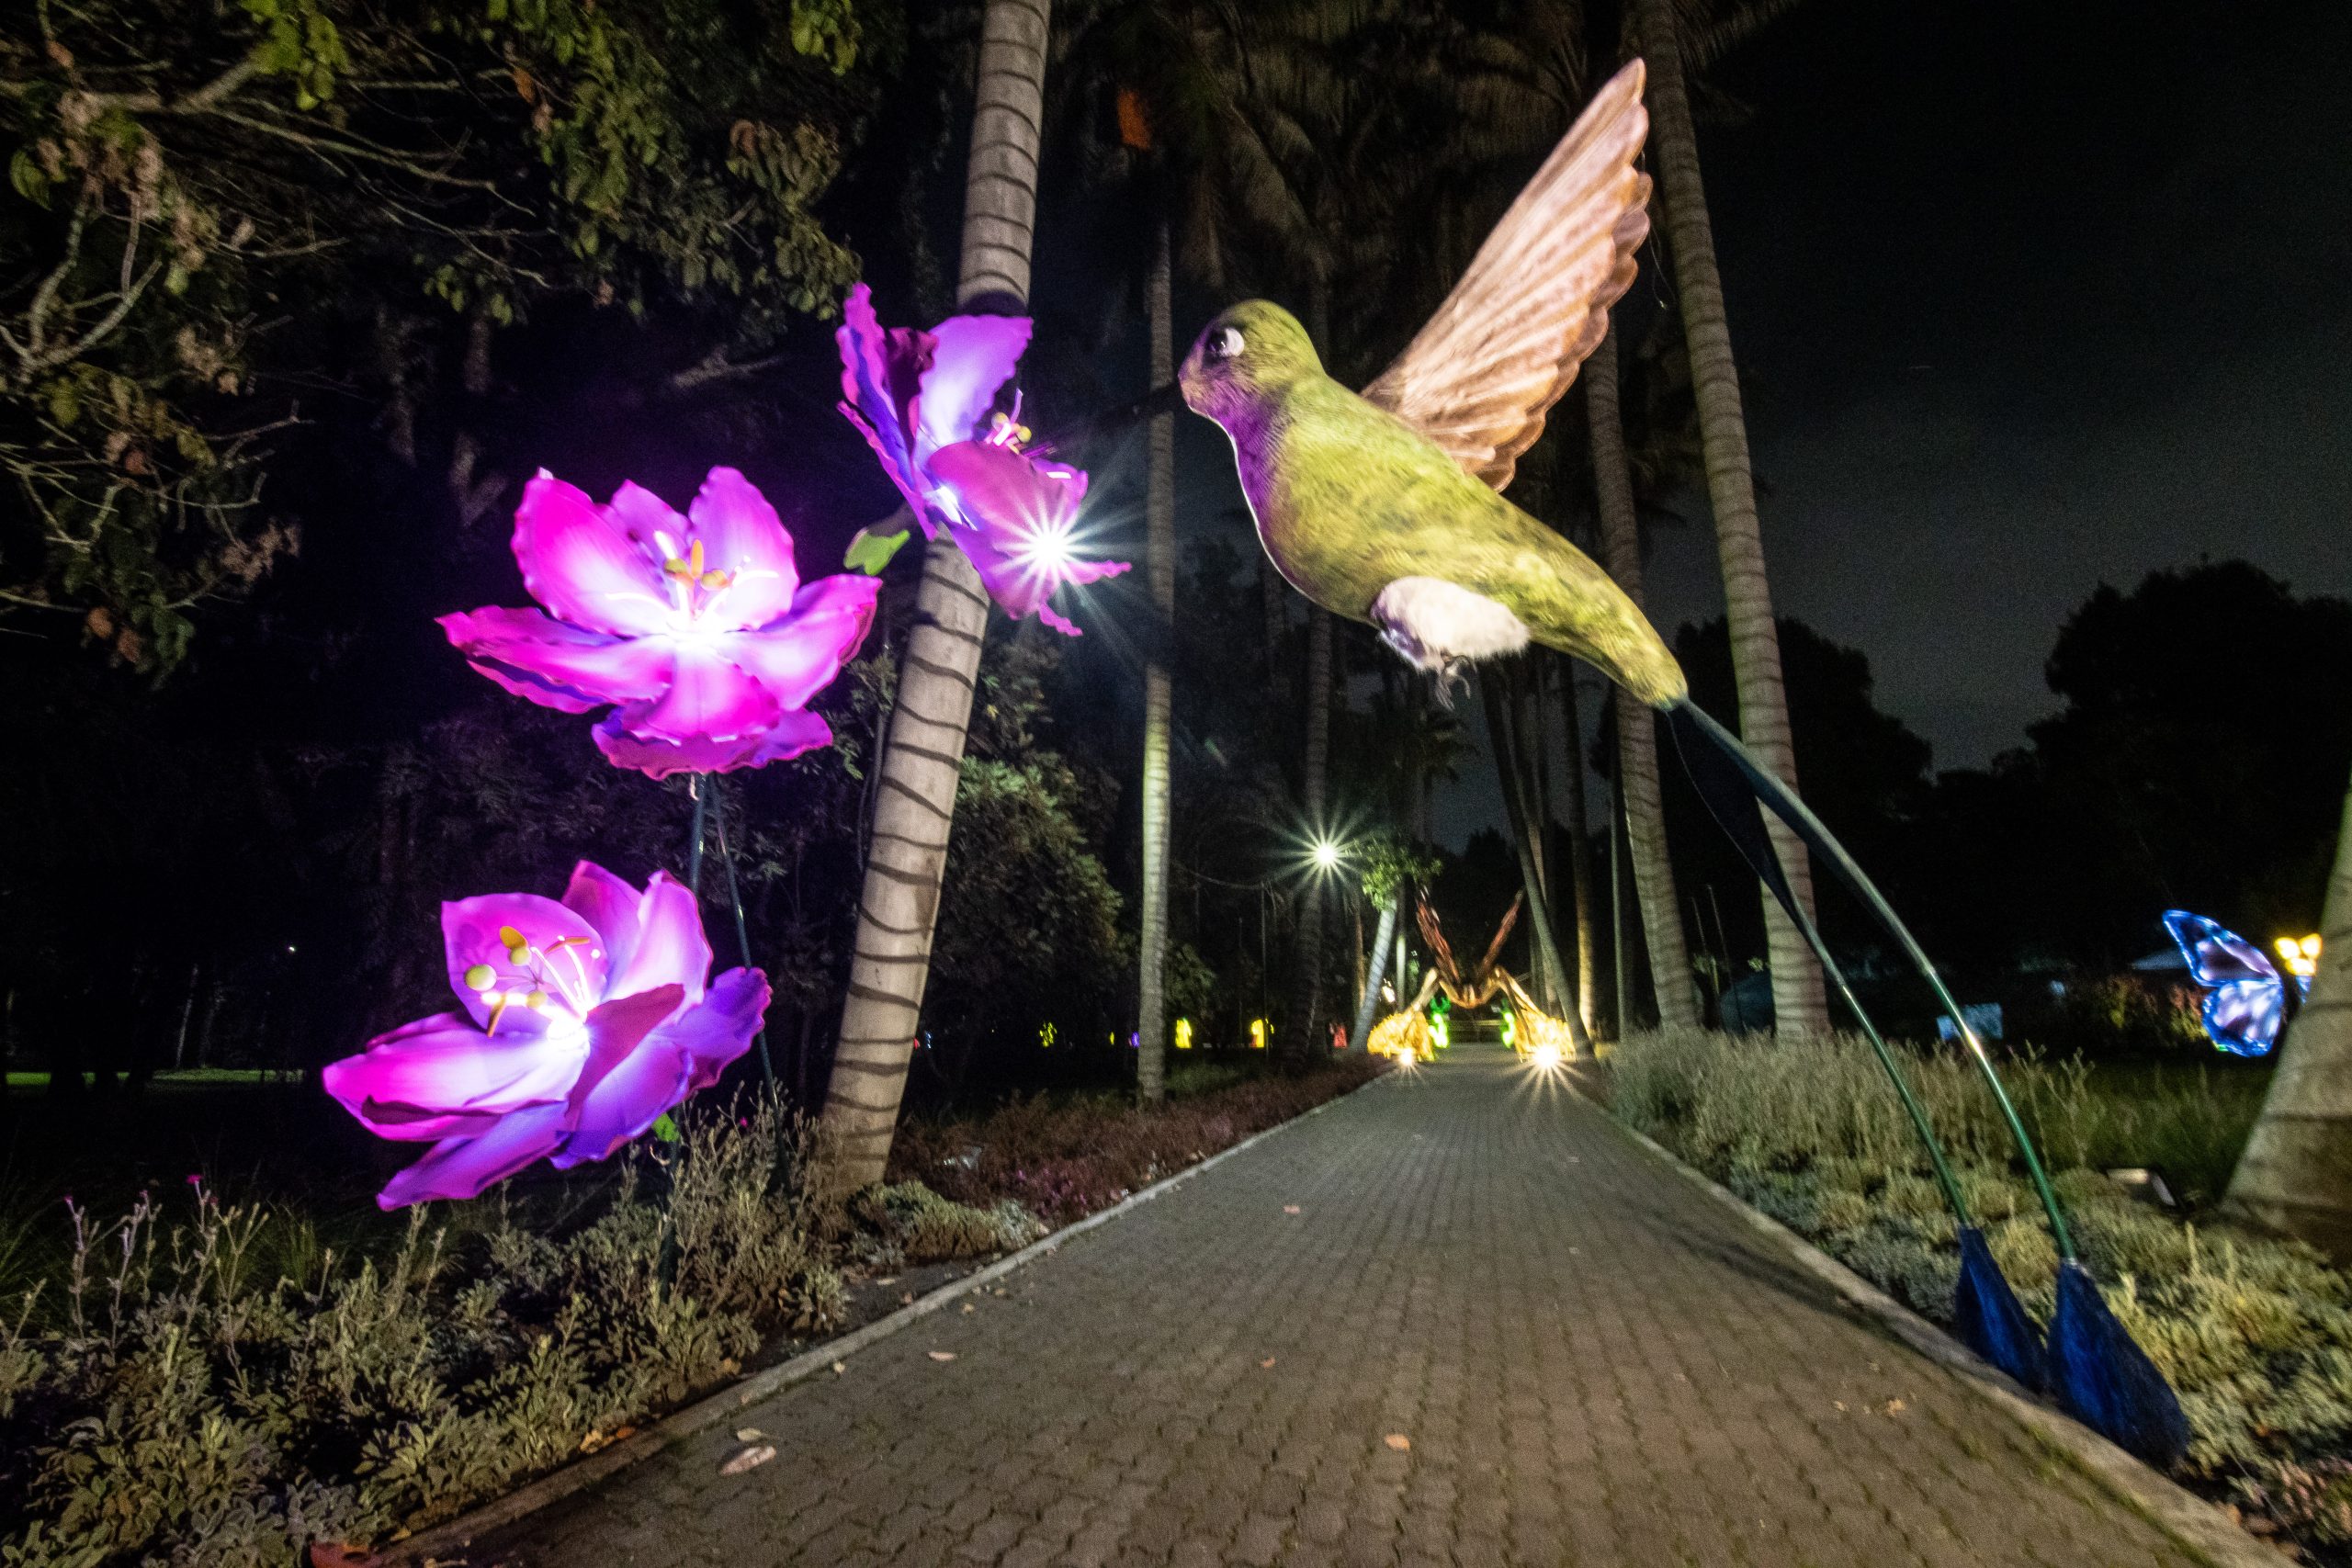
[2162,910,2280,987]
[2205,977,2283,1057]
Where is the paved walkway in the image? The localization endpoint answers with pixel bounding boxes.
[483,1047,2204,1568]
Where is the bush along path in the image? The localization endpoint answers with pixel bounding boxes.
[0,1062,1378,1567]
[1607,1027,2352,1562]
[476,1044,2215,1568]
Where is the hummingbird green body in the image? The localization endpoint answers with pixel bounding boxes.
[1182,301,1688,708]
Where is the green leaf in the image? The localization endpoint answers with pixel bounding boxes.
[844,525,910,575]
[9,150,53,207]
[650,1113,682,1145]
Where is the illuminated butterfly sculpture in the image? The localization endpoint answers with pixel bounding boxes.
[2162,910,2319,1057]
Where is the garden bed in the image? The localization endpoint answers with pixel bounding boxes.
[0,1056,1380,1565]
[1602,1028,2352,1562]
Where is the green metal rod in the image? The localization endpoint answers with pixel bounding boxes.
[1670,699,2075,1258]
[709,781,777,1095]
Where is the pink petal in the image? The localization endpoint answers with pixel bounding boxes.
[620,644,783,744]
[912,314,1033,462]
[926,441,1130,635]
[593,711,835,778]
[377,1101,571,1209]
[721,574,881,710]
[668,966,772,1092]
[322,1012,588,1133]
[837,284,938,533]
[549,983,693,1168]
[609,872,711,1007]
[439,607,674,712]
[684,468,798,630]
[512,472,673,637]
[442,892,608,1031]
[560,862,647,981]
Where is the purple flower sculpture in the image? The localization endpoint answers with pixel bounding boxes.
[837,285,1129,635]
[324,863,770,1209]
[440,467,879,779]
[927,434,1131,637]
[836,282,1031,539]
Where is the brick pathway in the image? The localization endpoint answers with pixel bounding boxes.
[482,1046,2204,1567]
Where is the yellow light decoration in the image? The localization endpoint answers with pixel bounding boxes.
[1530,1042,1563,1073]
[1367,1012,1434,1064]
[1174,1018,1193,1051]
[2278,934,2322,982]
[1250,1018,1268,1051]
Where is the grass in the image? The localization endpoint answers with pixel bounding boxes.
[1607,1027,2352,1562]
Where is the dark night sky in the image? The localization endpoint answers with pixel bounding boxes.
[1417,0,2352,847]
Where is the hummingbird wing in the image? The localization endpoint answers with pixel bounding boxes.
[1358,60,1652,492]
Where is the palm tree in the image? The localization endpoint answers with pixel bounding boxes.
[1136,212,1176,1102]
[1627,0,1827,1034]
[819,0,1055,1191]
[1586,320,1699,1029]
[2227,781,2352,1256]
[1551,654,1601,1033]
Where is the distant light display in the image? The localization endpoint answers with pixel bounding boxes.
[2162,909,2312,1057]
[1174,1018,1193,1051]
[1250,1018,1268,1051]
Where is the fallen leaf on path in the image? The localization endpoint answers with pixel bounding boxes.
[734,1427,766,1443]
[1883,1399,1906,1415]
[720,1445,776,1475]
[831,1361,846,1375]
[1383,1434,1411,1451]
[1283,1205,1301,1215]
[928,1350,957,1362]
[899,1292,915,1305]
[1261,1358,1276,1369]
[961,1303,975,1314]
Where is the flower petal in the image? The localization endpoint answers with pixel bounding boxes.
[377,1101,571,1209]
[322,1012,588,1133]
[926,441,1130,635]
[593,711,835,778]
[684,468,799,629]
[442,893,608,1030]
[550,987,695,1169]
[621,644,782,744]
[912,313,1033,463]
[721,574,881,711]
[666,966,772,1093]
[512,472,673,637]
[837,284,937,532]
[439,607,674,712]
[609,872,711,1008]
[560,862,647,982]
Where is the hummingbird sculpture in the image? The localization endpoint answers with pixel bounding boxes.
[1177,59,2187,1459]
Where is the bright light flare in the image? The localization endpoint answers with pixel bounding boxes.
[2278,933,2322,981]
[1530,1043,1564,1073]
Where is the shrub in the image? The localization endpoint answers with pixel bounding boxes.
[1611,1028,2352,1562]
[848,1182,1045,1264]
[0,1100,842,1566]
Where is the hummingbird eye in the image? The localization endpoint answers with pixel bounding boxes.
[1207,326,1245,362]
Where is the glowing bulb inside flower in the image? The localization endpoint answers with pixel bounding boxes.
[1531,1043,1563,1072]
[1017,523,1077,576]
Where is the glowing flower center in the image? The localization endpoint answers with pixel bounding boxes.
[653,533,741,627]
[462,924,602,1034]
[982,409,1032,449]
[2277,933,2323,980]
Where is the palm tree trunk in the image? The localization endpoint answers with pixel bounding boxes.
[2225,779,2352,1257]
[1136,215,1176,1104]
[1285,606,1333,1061]
[1512,665,1555,1009]
[1631,0,1827,1035]
[1555,658,1600,1034]
[1350,898,1400,1051]
[1482,669,1588,1051]
[1586,321,1698,1030]
[820,0,1051,1190]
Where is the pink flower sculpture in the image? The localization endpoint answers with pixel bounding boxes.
[836,282,1031,539]
[926,435,1131,637]
[837,285,1129,636]
[440,467,879,778]
[324,863,770,1209]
